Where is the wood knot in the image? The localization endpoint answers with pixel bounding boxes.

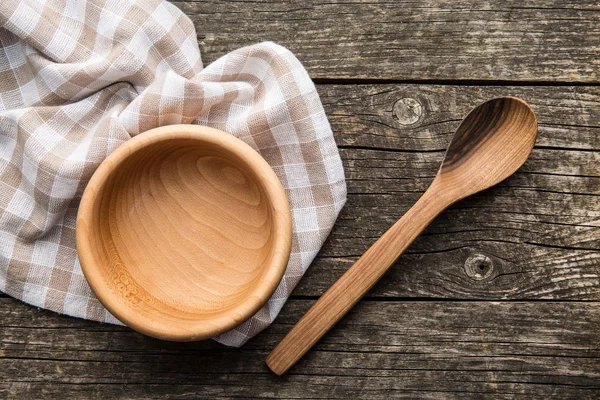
[393,97,422,125]
[464,254,494,281]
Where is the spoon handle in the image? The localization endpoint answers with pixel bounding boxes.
[266,182,449,375]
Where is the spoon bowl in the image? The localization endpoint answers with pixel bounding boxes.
[439,97,537,199]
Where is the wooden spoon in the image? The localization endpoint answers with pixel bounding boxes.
[266,96,538,375]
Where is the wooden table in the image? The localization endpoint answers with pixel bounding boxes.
[2,1,599,398]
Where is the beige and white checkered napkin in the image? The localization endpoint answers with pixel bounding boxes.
[0,0,346,346]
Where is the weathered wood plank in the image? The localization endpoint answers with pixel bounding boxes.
[290,84,600,299]
[324,84,600,151]
[1,298,598,398]
[174,0,600,82]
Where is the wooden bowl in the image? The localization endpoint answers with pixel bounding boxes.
[76,125,292,341]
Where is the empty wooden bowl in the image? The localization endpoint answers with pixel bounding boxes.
[76,125,292,341]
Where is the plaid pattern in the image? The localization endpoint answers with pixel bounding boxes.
[0,0,346,346]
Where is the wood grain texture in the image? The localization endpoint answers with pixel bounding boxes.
[295,84,600,301]
[76,125,292,341]
[267,98,538,374]
[4,0,600,394]
[174,0,600,82]
[1,297,599,398]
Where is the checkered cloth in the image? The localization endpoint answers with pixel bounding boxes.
[0,0,346,346]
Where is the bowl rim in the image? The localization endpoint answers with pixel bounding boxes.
[76,124,292,341]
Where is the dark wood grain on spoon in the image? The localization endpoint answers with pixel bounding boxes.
[266,97,538,375]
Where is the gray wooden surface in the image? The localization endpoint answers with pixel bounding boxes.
[2,1,599,398]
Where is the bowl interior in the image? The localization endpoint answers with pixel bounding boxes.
[77,127,291,341]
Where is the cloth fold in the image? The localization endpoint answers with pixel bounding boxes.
[0,0,346,346]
